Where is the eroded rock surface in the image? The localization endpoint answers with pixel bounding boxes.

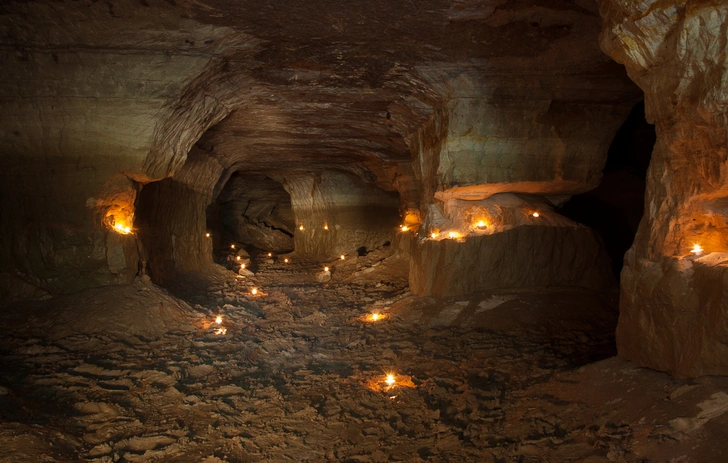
[598,0,728,376]
[0,0,639,302]
[1,251,726,462]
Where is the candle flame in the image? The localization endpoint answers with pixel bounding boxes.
[299,224,304,231]
[205,232,211,238]
[340,255,346,260]
[691,244,703,255]
[532,212,540,218]
[363,312,387,322]
[215,316,222,324]
[268,252,272,257]
[447,231,461,239]
[475,220,487,228]
[284,258,289,263]
[431,232,438,239]
[324,266,329,272]
[251,288,258,295]
[241,263,246,269]
[231,244,235,249]
[385,374,396,386]
[401,226,409,232]
[324,224,329,230]
[113,222,132,235]
[236,256,241,260]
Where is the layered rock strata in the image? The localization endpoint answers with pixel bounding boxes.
[409,194,614,296]
[280,172,400,259]
[598,0,728,376]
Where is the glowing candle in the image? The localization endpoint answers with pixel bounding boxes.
[231,244,235,249]
[284,258,289,263]
[532,212,540,218]
[215,316,222,324]
[431,232,438,239]
[268,252,272,257]
[448,231,456,239]
[236,256,241,260]
[251,288,258,295]
[401,226,409,232]
[340,255,346,260]
[385,374,396,387]
[371,313,380,321]
[113,223,132,235]
[476,220,486,228]
[691,244,703,255]
[324,224,329,230]
[205,232,210,238]
[241,264,246,269]
[299,224,304,231]
[324,267,329,272]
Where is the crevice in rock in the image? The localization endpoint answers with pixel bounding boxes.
[558,101,655,280]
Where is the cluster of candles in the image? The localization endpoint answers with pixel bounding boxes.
[298,223,334,231]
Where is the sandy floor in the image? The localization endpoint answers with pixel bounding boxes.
[1,248,727,462]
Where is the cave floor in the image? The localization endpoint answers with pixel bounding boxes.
[1,250,728,463]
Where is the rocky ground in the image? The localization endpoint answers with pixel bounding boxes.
[1,247,727,462]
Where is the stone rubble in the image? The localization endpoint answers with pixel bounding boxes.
[0,247,726,462]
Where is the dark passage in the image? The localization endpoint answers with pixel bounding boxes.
[559,101,655,279]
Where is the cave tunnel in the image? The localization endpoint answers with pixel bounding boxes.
[2,1,728,461]
[208,173,296,256]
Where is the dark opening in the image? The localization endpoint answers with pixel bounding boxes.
[558,101,655,279]
[206,173,295,255]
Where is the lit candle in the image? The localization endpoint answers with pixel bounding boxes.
[236,256,241,260]
[401,226,409,232]
[299,224,304,231]
[385,374,396,387]
[324,266,329,272]
[241,263,246,269]
[431,232,438,239]
[268,252,272,257]
[340,255,346,260]
[251,288,258,295]
[475,220,486,228]
[284,258,289,263]
[231,244,235,249]
[371,313,380,321]
[532,212,540,218]
[691,244,703,255]
[448,231,456,239]
[215,316,222,324]
[324,224,329,230]
[113,223,132,235]
[205,232,211,238]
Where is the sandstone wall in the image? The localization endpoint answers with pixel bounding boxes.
[280,172,400,259]
[598,0,728,376]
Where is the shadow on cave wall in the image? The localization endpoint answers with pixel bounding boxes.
[559,101,655,280]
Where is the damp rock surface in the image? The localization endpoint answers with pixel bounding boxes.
[0,248,725,462]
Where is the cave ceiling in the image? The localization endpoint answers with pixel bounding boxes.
[2,0,632,186]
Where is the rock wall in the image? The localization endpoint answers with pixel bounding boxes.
[280,172,400,259]
[409,193,614,296]
[135,150,222,285]
[0,2,253,302]
[598,0,728,377]
[406,61,638,296]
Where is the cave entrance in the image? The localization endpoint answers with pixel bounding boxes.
[207,173,295,257]
[558,101,655,279]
